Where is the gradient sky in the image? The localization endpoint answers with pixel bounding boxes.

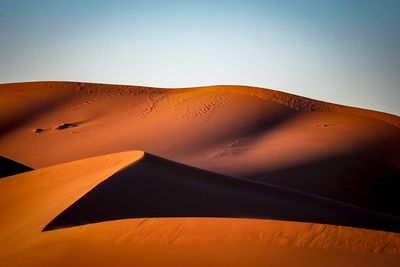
[0,1,399,114]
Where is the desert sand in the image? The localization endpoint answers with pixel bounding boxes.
[0,81,399,266]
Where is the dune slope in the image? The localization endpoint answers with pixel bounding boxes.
[0,81,399,217]
[0,152,400,267]
[44,152,400,233]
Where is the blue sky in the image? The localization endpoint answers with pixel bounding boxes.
[0,1,399,114]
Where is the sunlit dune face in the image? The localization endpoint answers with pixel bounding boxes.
[0,82,398,170]
[0,82,399,266]
[1,151,400,267]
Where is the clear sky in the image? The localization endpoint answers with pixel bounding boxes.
[0,1,399,114]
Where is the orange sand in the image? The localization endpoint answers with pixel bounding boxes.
[0,82,399,266]
[0,152,399,267]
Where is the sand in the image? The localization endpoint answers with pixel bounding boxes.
[0,81,399,266]
[43,152,400,233]
[0,152,399,267]
[1,82,399,215]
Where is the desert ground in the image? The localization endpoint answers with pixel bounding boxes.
[0,81,399,266]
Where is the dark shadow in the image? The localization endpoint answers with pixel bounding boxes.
[244,151,400,217]
[44,153,400,233]
[169,97,300,155]
[237,105,299,136]
[0,89,73,137]
[0,156,32,178]
[55,123,80,130]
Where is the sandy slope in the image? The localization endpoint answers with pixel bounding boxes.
[1,81,400,266]
[0,82,399,216]
[44,152,400,233]
[0,152,399,267]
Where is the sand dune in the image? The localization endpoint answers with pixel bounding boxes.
[0,82,399,215]
[44,152,400,233]
[0,81,400,266]
[0,152,399,267]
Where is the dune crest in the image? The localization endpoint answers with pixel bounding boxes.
[0,81,399,215]
[1,82,400,266]
[43,152,400,233]
[0,152,400,266]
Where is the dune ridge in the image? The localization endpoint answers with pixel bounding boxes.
[0,81,399,216]
[43,151,400,233]
[0,152,400,267]
[1,81,400,266]
[1,81,398,126]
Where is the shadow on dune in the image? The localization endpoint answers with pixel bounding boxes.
[0,93,72,137]
[238,104,299,136]
[44,152,400,233]
[245,151,400,217]
[176,101,301,156]
[0,156,32,178]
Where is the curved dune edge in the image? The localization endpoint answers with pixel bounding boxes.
[43,152,400,233]
[0,151,399,260]
[0,81,398,203]
[0,80,399,266]
[1,81,399,128]
[199,85,400,128]
[0,151,144,242]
